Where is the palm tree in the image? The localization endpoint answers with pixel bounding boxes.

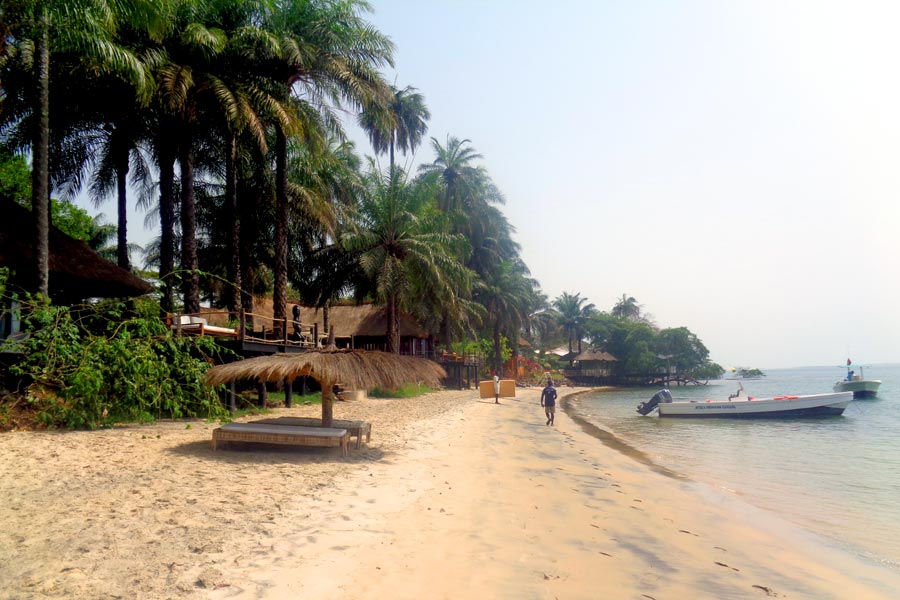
[342,164,470,353]
[418,135,483,214]
[265,0,395,332]
[0,0,151,294]
[553,292,596,356]
[359,84,430,169]
[611,294,642,321]
[150,0,284,314]
[476,259,535,376]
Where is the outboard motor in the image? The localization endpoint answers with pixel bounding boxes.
[637,389,672,416]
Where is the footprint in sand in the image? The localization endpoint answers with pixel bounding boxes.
[714,561,740,572]
[752,584,779,596]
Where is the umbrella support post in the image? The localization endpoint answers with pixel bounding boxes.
[284,378,293,408]
[229,382,236,415]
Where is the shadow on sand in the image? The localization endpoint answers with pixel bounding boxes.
[166,438,389,465]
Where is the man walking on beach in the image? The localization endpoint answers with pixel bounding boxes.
[541,379,557,426]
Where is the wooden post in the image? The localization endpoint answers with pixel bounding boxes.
[256,381,267,408]
[301,375,307,396]
[321,379,334,428]
[229,381,236,415]
[239,308,245,342]
[284,378,292,408]
[313,323,319,347]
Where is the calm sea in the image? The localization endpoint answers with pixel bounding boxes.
[571,364,900,570]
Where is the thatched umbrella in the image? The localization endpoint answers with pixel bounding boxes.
[203,348,447,426]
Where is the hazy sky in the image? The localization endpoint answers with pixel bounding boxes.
[79,0,900,369]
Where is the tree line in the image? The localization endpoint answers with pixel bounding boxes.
[0,0,542,372]
[1,0,723,381]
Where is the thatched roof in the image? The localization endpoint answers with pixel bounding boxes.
[0,199,151,302]
[574,349,618,362]
[250,298,428,338]
[204,348,446,390]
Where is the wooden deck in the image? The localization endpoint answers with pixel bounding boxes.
[211,423,350,457]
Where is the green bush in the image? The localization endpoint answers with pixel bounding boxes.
[9,296,229,429]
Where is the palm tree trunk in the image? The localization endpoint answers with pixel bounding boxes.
[239,183,256,328]
[386,296,399,353]
[157,138,176,313]
[389,133,395,170]
[115,143,130,270]
[179,140,200,314]
[323,302,330,340]
[493,322,503,376]
[225,132,241,315]
[31,6,50,296]
[273,125,288,338]
[441,313,452,349]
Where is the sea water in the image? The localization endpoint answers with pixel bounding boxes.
[571,363,900,570]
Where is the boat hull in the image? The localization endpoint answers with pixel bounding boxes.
[833,379,881,399]
[657,392,853,418]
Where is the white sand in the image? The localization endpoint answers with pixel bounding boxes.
[2,387,898,599]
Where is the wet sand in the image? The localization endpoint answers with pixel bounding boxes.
[2,387,899,599]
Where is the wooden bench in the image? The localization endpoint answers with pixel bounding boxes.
[253,417,371,449]
[211,423,350,457]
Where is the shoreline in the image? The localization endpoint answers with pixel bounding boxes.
[567,385,900,573]
[2,387,899,599]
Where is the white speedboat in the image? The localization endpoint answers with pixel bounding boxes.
[834,363,881,398]
[637,388,853,418]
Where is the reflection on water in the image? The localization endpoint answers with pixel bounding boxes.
[572,364,900,569]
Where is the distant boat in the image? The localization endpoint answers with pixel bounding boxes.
[637,388,853,418]
[834,362,881,398]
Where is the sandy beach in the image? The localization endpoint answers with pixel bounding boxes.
[2,387,899,600]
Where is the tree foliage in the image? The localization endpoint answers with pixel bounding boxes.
[6,297,228,429]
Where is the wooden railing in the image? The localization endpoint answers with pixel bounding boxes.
[166,309,323,348]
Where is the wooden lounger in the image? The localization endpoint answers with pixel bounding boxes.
[211,423,350,457]
[253,417,371,449]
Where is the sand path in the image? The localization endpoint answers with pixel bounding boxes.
[211,388,900,600]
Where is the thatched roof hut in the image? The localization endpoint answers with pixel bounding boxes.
[204,348,446,426]
[573,349,618,363]
[0,199,151,303]
[238,298,430,352]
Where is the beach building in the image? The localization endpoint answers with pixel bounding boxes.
[563,348,618,385]
[236,298,434,357]
[0,199,151,343]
